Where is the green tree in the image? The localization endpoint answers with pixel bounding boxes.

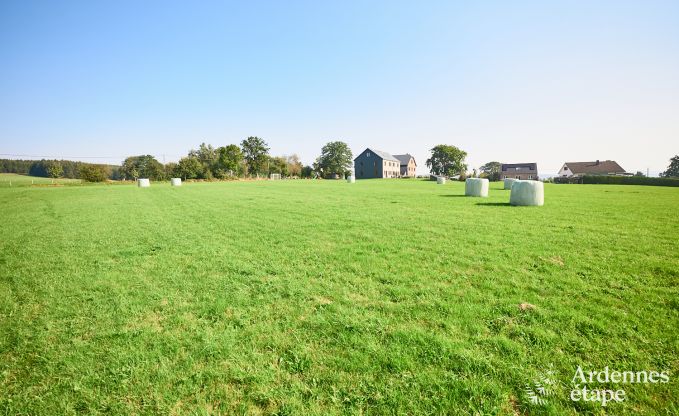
[301,165,314,178]
[175,156,204,180]
[268,156,288,176]
[79,164,109,182]
[634,171,645,177]
[317,141,353,178]
[241,136,270,177]
[215,145,244,177]
[121,155,165,180]
[480,161,502,181]
[286,154,302,177]
[426,145,468,177]
[164,162,178,179]
[189,143,218,176]
[46,161,64,178]
[661,155,679,178]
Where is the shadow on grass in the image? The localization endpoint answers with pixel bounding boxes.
[439,194,466,198]
[476,202,511,206]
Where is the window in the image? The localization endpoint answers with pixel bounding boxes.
[367,152,371,157]
[528,175,533,179]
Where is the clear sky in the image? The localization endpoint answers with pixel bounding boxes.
[1,0,677,175]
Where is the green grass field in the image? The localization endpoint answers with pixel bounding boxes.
[0,173,82,187]
[1,180,677,415]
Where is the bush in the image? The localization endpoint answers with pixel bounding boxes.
[576,175,679,187]
[79,164,109,182]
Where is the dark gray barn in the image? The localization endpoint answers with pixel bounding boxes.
[354,148,401,179]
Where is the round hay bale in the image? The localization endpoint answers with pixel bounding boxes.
[504,178,517,190]
[465,178,489,197]
[347,176,355,183]
[510,180,544,206]
[170,178,182,186]
[137,178,150,187]
[436,176,446,185]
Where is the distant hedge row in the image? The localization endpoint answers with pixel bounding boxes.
[581,175,679,187]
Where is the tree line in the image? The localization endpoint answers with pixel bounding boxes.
[119,138,355,181]
[0,159,123,181]
[1,138,355,182]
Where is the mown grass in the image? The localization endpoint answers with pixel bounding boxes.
[0,173,82,187]
[0,179,677,415]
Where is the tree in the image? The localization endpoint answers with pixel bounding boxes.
[301,165,314,178]
[268,156,288,176]
[79,164,109,182]
[215,145,243,178]
[426,145,468,177]
[109,166,123,180]
[480,161,502,181]
[165,162,178,179]
[189,143,218,176]
[661,155,679,178]
[46,161,63,178]
[175,156,204,180]
[287,154,302,177]
[241,136,270,177]
[316,141,353,178]
[121,155,165,180]
[634,171,645,177]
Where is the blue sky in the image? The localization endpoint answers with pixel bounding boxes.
[1,0,677,175]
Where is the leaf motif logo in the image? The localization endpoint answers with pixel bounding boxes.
[525,366,558,405]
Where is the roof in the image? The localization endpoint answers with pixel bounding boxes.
[501,163,537,171]
[354,148,399,162]
[393,154,416,166]
[563,160,626,175]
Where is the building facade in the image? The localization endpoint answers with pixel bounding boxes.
[501,163,538,180]
[558,160,627,177]
[394,154,417,177]
[353,148,401,179]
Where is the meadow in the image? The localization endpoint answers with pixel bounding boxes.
[1,179,677,415]
[0,173,82,187]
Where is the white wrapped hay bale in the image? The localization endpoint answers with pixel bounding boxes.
[436,176,446,185]
[137,178,150,187]
[347,176,355,183]
[465,178,489,197]
[171,178,182,186]
[510,180,544,206]
[504,178,517,190]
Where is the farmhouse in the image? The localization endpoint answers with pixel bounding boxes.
[501,163,538,180]
[558,160,627,177]
[393,154,417,177]
[353,148,402,179]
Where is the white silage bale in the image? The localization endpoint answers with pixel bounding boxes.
[347,176,355,183]
[137,178,150,187]
[504,178,517,190]
[436,176,446,185]
[171,178,182,186]
[465,178,489,197]
[510,180,544,206]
